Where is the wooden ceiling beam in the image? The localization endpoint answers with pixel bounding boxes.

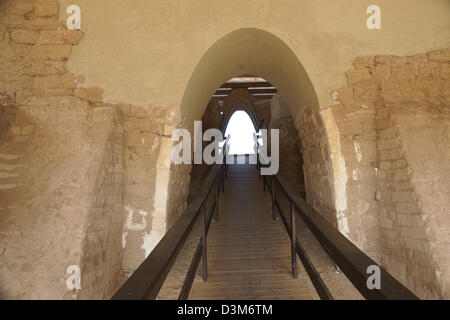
[212,94,275,101]
[219,81,273,89]
[214,88,278,95]
[251,94,276,100]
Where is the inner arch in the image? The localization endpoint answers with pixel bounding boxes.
[180,28,320,134]
[181,27,341,233]
[224,111,257,155]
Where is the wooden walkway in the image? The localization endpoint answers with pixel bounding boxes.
[189,157,316,300]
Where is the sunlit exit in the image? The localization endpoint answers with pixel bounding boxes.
[225,111,259,155]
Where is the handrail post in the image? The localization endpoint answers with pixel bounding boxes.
[225,160,228,179]
[257,142,262,179]
[202,204,208,282]
[226,142,229,178]
[224,136,229,179]
[290,200,298,279]
[271,177,276,221]
[222,141,226,193]
[223,148,227,179]
[215,178,220,222]
[222,165,225,193]
[256,141,260,171]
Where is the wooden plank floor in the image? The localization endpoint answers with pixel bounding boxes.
[189,156,316,300]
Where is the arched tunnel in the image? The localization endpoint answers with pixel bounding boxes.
[0,0,449,302]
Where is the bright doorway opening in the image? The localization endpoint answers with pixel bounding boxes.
[224,111,257,155]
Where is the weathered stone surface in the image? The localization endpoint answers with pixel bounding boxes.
[22,17,63,30]
[379,127,398,139]
[269,94,305,197]
[62,30,83,45]
[375,118,392,130]
[392,191,414,202]
[74,74,86,84]
[34,0,58,18]
[11,29,39,44]
[37,30,84,46]
[32,73,75,96]
[378,137,401,150]
[149,105,180,127]
[380,147,403,161]
[428,50,450,62]
[346,67,372,84]
[419,62,440,80]
[0,0,449,300]
[11,0,34,16]
[440,63,450,79]
[330,49,450,299]
[28,59,66,76]
[0,97,126,299]
[74,87,104,102]
[353,56,375,69]
[335,87,358,114]
[374,64,390,81]
[31,44,72,59]
[38,30,65,44]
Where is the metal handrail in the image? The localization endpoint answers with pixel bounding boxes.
[264,180,333,300]
[112,138,229,300]
[112,133,418,300]
[255,142,419,300]
[178,185,219,299]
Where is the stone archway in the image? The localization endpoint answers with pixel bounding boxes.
[219,88,261,133]
[180,28,343,227]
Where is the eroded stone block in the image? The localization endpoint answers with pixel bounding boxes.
[11,29,39,44]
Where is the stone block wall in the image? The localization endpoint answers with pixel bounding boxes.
[120,105,162,276]
[295,104,337,225]
[328,75,380,261]
[0,0,83,102]
[0,1,127,299]
[269,94,305,196]
[77,106,125,299]
[202,99,222,132]
[328,50,450,298]
[120,103,190,276]
[0,104,17,140]
[375,112,442,299]
[375,51,449,299]
[0,0,190,298]
[255,100,271,130]
[166,163,191,228]
[0,0,448,300]
[0,96,126,299]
